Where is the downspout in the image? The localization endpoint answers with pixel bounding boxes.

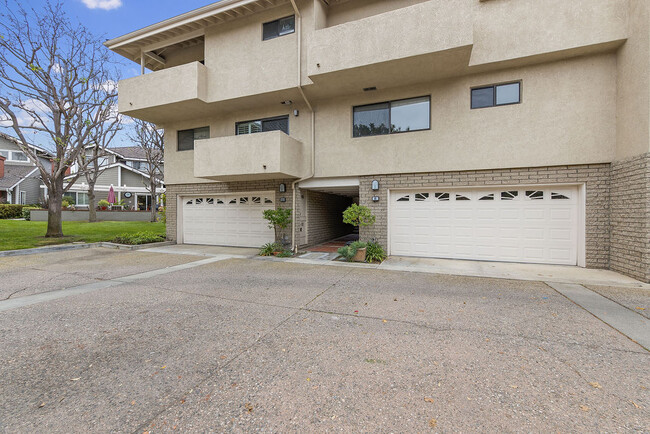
[289,0,315,252]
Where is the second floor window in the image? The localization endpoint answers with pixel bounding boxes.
[263,16,295,40]
[236,116,289,135]
[86,153,109,167]
[353,96,430,138]
[178,126,209,151]
[471,82,521,109]
[0,150,28,161]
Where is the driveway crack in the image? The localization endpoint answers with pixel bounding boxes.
[3,286,28,300]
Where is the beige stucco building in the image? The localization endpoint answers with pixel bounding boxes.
[106,0,650,282]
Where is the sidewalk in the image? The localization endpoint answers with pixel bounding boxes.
[141,243,650,288]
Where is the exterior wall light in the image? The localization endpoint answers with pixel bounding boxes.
[372,196,380,202]
[371,180,379,190]
[279,183,286,193]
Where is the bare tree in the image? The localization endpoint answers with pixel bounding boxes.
[128,118,164,222]
[0,1,120,237]
[78,143,114,223]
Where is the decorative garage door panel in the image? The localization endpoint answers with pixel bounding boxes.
[390,187,579,265]
[182,194,275,247]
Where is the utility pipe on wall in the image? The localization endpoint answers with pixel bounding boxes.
[289,0,316,252]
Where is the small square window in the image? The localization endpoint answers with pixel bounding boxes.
[471,82,521,109]
[471,87,494,109]
[263,15,295,41]
[177,126,209,151]
[496,83,520,105]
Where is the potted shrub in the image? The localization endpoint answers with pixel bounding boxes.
[61,199,71,210]
[337,241,367,262]
[98,199,109,211]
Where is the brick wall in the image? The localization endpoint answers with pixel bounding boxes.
[610,153,650,282]
[304,190,353,246]
[359,164,611,270]
[166,179,296,242]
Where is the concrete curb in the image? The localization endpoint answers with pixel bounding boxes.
[0,240,175,257]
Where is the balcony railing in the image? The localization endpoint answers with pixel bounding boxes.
[193,130,305,181]
[308,1,473,78]
[117,62,207,120]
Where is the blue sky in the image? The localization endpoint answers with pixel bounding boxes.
[1,0,218,146]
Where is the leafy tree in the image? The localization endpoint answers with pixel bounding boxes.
[263,208,292,245]
[0,1,120,236]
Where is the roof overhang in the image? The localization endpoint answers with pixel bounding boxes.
[104,0,289,65]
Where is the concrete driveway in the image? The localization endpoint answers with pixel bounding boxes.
[0,247,648,432]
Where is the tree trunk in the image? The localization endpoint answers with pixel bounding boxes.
[46,177,64,237]
[88,187,97,223]
[149,182,157,223]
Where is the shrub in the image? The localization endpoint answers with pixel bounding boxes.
[276,250,293,258]
[365,241,387,263]
[61,199,71,209]
[111,231,166,245]
[22,206,40,221]
[158,206,166,224]
[98,199,110,208]
[259,242,283,256]
[342,204,376,227]
[0,204,24,219]
[337,241,367,261]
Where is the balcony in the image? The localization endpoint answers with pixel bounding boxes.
[194,130,305,181]
[308,1,473,91]
[117,62,208,123]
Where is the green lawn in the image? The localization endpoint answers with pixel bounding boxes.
[0,220,166,251]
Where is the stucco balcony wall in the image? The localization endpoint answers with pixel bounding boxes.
[308,0,473,79]
[194,130,305,181]
[117,61,208,117]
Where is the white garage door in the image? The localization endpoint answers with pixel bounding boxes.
[182,193,275,247]
[390,186,580,265]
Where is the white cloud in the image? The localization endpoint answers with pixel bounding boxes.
[101,80,118,93]
[0,99,52,129]
[20,99,51,115]
[81,0,122,11]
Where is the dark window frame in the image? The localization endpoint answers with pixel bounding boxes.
[177,126,210,152]
[471,81,522,109]
[262,15,295,41]
[235,115,290,135]
[352,95,431,138]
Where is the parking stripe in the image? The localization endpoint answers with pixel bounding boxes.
[0,256,230,313]
[547,282,650,351]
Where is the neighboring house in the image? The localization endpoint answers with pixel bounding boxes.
[0,132,52,205]
[64,146,165,211]
[106,0,650,283]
